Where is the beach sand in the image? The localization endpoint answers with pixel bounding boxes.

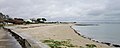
[11,24,111,48]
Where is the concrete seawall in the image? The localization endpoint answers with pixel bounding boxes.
[3,27,49,48]
[0,28,22,48]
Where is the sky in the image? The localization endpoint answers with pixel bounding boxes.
[0,0,120,21]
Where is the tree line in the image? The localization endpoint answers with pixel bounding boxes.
[0,12,47,25]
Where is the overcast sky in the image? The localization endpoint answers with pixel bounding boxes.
[0,0,120,21]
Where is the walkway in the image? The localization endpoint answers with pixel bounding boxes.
[0,28,22,48]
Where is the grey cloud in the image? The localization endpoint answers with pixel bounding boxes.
[0,0,120,21]
[87,10,105,16]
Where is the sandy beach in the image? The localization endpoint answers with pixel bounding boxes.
[8,24,111,48]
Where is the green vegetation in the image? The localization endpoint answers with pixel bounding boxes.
[86,44,97,48]
[42,39,77,48]
[25,21,32,24]
[37,18,47,23]
[0,24,3,27]
[1,12,47,25]
[42,39,97,48]
[79,46,84,48]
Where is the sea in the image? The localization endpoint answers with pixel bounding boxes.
[72,22,120,45]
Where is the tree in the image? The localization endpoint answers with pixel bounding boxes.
[0,13,6,25]
[37,18,42,23]
[30,18,37,23]
[37,18,47,23]
[0,13,12,25]
[0,13,4,20]
[25,21,31,24]
[13,18,25,24]
[42,18,47,21]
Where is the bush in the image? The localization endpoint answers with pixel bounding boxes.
[25,21,31,24]
[42,39,77,48]
[0,24,3,27]
[86,44,97,48]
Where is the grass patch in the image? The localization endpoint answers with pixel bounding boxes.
[42,39,77,48]
[86,44,97,48]
[42,39,97,48]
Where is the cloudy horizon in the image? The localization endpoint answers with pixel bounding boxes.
[0,0,120,21]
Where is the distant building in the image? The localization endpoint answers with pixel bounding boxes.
[24,19,32,22]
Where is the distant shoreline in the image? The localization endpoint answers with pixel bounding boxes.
[75,24,99,26]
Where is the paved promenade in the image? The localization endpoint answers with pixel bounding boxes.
[0,28,22,48]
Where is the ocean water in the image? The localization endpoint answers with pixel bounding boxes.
[73,23,120,45]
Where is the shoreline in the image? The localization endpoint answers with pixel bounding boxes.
[5,24,112,48]
[71,25,120,47]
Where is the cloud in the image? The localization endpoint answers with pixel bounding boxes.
[0,0,120,21]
